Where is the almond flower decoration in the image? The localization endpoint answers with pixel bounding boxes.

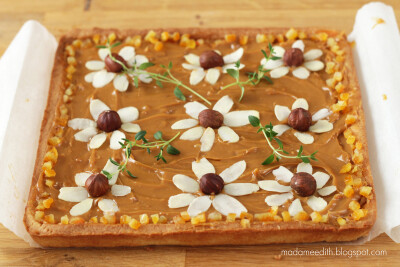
[168,158,259,217]
[58,160,131,216]
[68,99,141,150]
[273,98,333,144]
[171,95,259,152]
[182,48,244,85]
[258,162,337,217]
[84,46,151,92]
[262,40,324,79]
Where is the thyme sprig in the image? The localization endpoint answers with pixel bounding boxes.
[248,115,317,165]
[221,43,281,102]
[101,130,180,180]
[97,41,211,105]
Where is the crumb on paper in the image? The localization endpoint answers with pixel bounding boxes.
[349,41,356,48]
[372,17,385,29]
[25,98,30,102]
[273,254,283,260]
[383,94,387,100]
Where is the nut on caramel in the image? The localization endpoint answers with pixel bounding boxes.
[290,172,316,197]
[283,48,304,67]
[198,109,224,129]
[97,110,122,132]
[105,53,127,73]
[199,50,224,70]
[287,108,312,132]
[200,173,224,195]
[85,173,110,197]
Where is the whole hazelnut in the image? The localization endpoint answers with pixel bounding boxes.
[97,110,122,132]
[287,108,312,132]
[199,50,224,70]
[200,173,224,195]
[198,109,224,129]
[283,48,304,67]
[290,172,316,197]
[104,53,127,73]
[85,173,110,197]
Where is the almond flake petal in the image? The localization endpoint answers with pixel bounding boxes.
[205,68,220,85]
[70,198,93,216]
[98,199,119,213]
[224,183,259,196]
[85,60,105,71]
[288,198,304,216]
[134,55,149,66]
[292,40,305,52]
[89,133,107,149]
[294,132,314,144]
[168,193,196,209]
[74,127,97,142]
[313,171,331,189]
[180,126,204,140]
[223,47,244,64]
[103,159,119,185]
[318,185,337,196]
[172,174,199,193]
[117,106,139,123]
[304,49,323,61]
[219,160,246,183]
[118,46,135,61]
[223,110,259,127]
[111,184,131,196]
[182,63,201,70]
[85,72,97,83]
[138,72,152,83]
[272,46,285,57]
[187,196,212,217]
[274,105,291,121]
[218,126,239,143]
[265,192,293,206]
[68,118,96,130]
[292,67,310,79]
[90,99,110,120]
[312,108,332,121]
[212,194,247,217]
[58,187,88,202]
[121,123,141,133]
[270,66,289,78]
[222,63,245,73]
[273,124,291,136]
[98,48,109,60]
[258,180,291,193]
[297,162,313,174]
[263,59,284,69]
[184,53,200,66]
[192,158,215,179]
[213,95,234,114]
[200,127,215,152]
[292,98,309,110]
[110,130,126,150]
[75,172,92,187]
[190,69,206,85]
[92,70,116,88]
[113,74,129,92]
[307,196,327,211]
[184,101,208,119]
[272,166,294,183]
[171,119,199,130]
[309,120,333,133]
[304,60,324,71]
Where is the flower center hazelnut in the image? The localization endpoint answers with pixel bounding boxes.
[290,172,316,197]
[85,173,110,197]
[199,173,224,195]
[104,53,127,73]
[198,109,224,129]
[283,48,304,67]
[97,110,122,132]
[199,50,224,70]
[287,108,312,132]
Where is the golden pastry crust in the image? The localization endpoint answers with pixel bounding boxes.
[24,28,376,247]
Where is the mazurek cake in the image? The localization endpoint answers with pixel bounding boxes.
[24,28,376,247]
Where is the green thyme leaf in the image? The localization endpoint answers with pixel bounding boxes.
[174,87,186,101]
[248,115,260,127]
[262,154,275,165]
[126,170,137,178]
[135,130,147,141]
[138,62,155,70]
[166,144,180,155]
[154,131,163,140]
[226,68,239,79]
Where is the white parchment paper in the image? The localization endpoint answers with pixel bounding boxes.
[348,2,400,243]
[0,2,399,246]
[0,20,57,247]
